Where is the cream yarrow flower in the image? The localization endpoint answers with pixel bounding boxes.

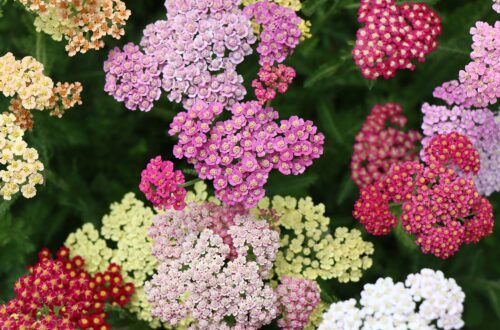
[0,53,83,131]
[0,113,44,200]
[65,193,163,328]
[253,195,374,282]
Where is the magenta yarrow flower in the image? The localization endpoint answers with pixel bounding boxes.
[434,21,500,108]
[103,43,161,112]
[421,103,500,196]
[168,101,324,208]
[139,156,187,210]
[140,0,256,110]
[243,1,302,65]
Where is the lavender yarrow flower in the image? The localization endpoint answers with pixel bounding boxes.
[421,103,500,196]
[168,101,325,208]
[145,204,280,329]
[433,21,500,108]
[494,0,500,13]
[103,43,161,112]
[243,1,302,65]
[140,0,256,110]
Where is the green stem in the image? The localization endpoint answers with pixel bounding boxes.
[180,178,202,188]
[35,33,46,69]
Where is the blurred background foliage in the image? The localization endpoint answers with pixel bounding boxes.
[0,0,499,329]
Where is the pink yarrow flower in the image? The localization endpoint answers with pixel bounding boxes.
[252,64,296,104]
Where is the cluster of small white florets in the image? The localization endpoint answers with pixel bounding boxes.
[318,269,465,330]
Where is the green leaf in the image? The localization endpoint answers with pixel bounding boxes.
[318,102,344,146]
[304,62,341,88]
[302,0,328,16]
[336,174,355,205]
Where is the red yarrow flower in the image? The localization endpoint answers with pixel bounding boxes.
[351,103,421,188]
[0,247,134,330]
[353,133,494,259]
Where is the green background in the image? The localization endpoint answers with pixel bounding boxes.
[0,0,499,328]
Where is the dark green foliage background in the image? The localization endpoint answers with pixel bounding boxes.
[0,0,499,328]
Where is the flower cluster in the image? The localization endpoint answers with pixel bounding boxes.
[242,0,312,39]
[253,195,374,282]
[145,204,280,329]
[353,0,442,79]
[277,276,321,330]
[244,1,302,65]
[421,103,500,196]
[139,155,187,210]
[0,247,134,330]
[433,21,500,108]
[318,269,465,330]
[351,103,421,188]
[0,113,44,200]
[169,101,324,208]
[354,133,494,259]
[65,193,161,327]
[104,43,161,112]
[0,53,82,130]
[494,0,500,13]
[253,64,296,104]
[17,0,130,56]
[136,0,256,111]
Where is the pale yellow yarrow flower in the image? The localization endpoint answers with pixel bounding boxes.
[0,113,44,200]
[252,195,374,282]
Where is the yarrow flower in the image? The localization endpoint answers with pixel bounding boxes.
[137,0,256,110]
[244,1,302,65]
[242,0,312,39]
[104,43,161,112]
[145,204,280,329]
[17,0,131,56]
[276,276,321,330]
[421,103,500,196]
[253,195,374,282]
[318,269,465,330]
[252,64,296,104]
[433,21,500,108]
[0,53,82,130]
[494,0,500,13]
[0,247,134,330]
[353,0,442,79]
[354,132,494,259]
[351,103,421,188]
[65,193,161,327]
[139,155,187,210]
[169,101,324,208]
[0,113,44,200]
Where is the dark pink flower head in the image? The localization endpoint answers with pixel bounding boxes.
[277,276,321,330]
[354,133,493,259]
[169,101,324,208]
[139,156,187,210]
[423,132,481,175]
[351,103,421,188]
[353,0,442,80]
[244,1,302,65]
[252,64,296,104]
[103,42,161,111]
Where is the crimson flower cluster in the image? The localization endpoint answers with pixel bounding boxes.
[168,101,324,207]
[353,0,442,79]
[139,155,187,210]
[351,103,421,188]
[353,133,494,259]
[252,64,296,104]
[0,247,134,330]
